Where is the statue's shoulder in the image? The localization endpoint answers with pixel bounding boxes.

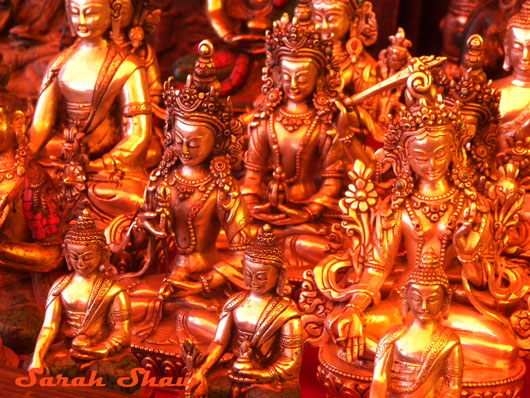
[222,291,248,312]
[46,273,74,307]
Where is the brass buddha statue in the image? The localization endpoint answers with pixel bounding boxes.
[28,0,156,229]
[0,62,63,353]
[305,61,526,396]
[115,40,250,357]
[27,210,137,384]
[242,0,347,279]
[370,249,463,398]
[186,224,302,398]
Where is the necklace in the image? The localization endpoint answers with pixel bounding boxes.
[276,108,316,132]
[405,191,465,267]
[178,180,216,255]
[269,113,319,184]
[411,187,458,223]
[171,170,213,200]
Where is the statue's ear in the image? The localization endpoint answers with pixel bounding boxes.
[442,287,453,320]
[503,34,511,72]
[400,286,409,319]
[111,0,123,42]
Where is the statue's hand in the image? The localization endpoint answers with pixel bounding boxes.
[332,98,360,140]
[228,368,270,384]
[270,204,311,226]
[70,343,109,360]
[136,211,167,238]
[157,279,176,300]
[454,202,485,261]
[186,371,207,398]
[331,305,364,363]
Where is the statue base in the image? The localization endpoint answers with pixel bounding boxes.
[317,341,526,398]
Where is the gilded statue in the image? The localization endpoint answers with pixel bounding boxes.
[370,249,463,398]
[112,40,250,358]
[186,225,302,398]
[494,1,530,161]
[242,0,348,279]
[28,0,156,228]
[27,210,138,384]
[304,59,526,396]
[0,62,63,353]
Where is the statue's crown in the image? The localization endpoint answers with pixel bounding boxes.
[386,58,465,151]
[244,224,286,269]
[407,248,449,289]
[266,0,332,68]
[389,27,411,51]
[163,40,232,133]
[65,209,107,247]
[508,0,530,30]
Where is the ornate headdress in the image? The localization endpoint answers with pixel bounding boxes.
[311,0,359,17]
[407,248,450,290]
[388,27,412,55]
[160,40,243,173]
[440,35,500,176]
[507,0,530,30]
[384,57,472,199]
[261,0,340,117]
[266,0,332,68]
[64,209,107,248]
[243,224,286,269]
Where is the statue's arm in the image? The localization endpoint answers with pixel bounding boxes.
[28,289,63,369]
[266,317,303,383]
[90,67,152,172]
[242,118,269,203]
[104,291,132,354]
[306,128,344,217]
[28,75,60,154]
[369,339,393,398]
[206,0,234,41]
[196,309,233,376]
[218,177,251,252]
[441,342,463,398]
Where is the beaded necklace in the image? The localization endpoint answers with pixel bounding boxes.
[405,191,465,267]
[268,112,319,184]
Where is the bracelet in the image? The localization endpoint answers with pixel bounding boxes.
[304,206,319,221]
[345,303,363,312]
[200,274,213,294]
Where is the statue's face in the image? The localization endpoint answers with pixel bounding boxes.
[67,0,112,39]
[406,284,445,323]
[387,47,408,72]
[243,259,279,295]
[173,118,216,167]
[280,57,320,103]
[507,27,530,74]
[312,2,351,41]
[408,131,452,184]
[65,243,103,277]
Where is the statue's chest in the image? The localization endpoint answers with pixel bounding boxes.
[58,50,109,103]
[234,298,269,332]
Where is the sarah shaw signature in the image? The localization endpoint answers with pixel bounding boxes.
[15,368,189,388]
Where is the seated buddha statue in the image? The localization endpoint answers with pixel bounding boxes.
[186,225,302,398]
[115,40,251,351]
[309,62,525,396]
[242,1,349,279]
[494,0,530,154]
[0,64,63,354]
[28,0,155,228]
[370,249,463,398]
[27,210,138,384]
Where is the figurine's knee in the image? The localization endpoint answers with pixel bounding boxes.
[181,309,219,343]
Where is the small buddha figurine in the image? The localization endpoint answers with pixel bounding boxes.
[28,0,155,229]
[370,249,463,398]
[117,40,250,346]
[242,0,347,276]
[0,62,63,353]
[186,224,303,398]
[27,209,137,380]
